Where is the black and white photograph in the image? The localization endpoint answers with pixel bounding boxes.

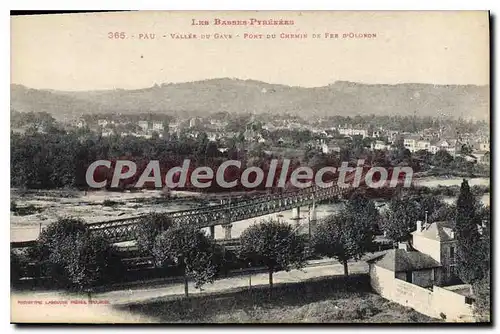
[9,10,491,324]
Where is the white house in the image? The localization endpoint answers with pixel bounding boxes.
[387,130,400,144]
[371,140,390,151]
[429,143,440,154]
[477,141,490,152]
[138,121,149,132]
[189,117,201,128]
[97,119,108,128]
[321,142,341,154]
[403,135,420,152]
[101,129,114,137]
[152,121,164,131]
[416,140,431,152]
[338,127,368,138]
[437,139,458,156]
[368,221,475,322]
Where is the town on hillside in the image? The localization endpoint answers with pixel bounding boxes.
[10,10,491,325]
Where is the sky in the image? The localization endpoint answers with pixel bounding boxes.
[11,11,490,90]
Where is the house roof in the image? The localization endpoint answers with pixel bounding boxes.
[367,249,441,272]
[412,221,455,242]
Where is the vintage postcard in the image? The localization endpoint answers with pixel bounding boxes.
[10,11,490,324]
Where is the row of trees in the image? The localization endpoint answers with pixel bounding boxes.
[10,130,232,190]
[11,111,59,129]
[9,129,397,192]
[12,194,381,297]
[11,183,490,320]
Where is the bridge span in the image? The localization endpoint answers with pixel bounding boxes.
[11,181,364,249]
[86,183,354,243]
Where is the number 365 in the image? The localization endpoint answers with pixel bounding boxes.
[108,32,126,39]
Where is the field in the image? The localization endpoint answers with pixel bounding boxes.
[117,275,439,323]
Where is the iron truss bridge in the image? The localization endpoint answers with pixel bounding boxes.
[85,184,354,243]
[10,183,358,249]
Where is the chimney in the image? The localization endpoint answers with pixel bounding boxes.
[416,220,423,232]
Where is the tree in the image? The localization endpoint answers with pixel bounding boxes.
[344,194,380,237]
[37,218,88,286]
[472,209,490,322]
[313,207,374,277]
[153,226,217,297]
[65,232,120,293]
[11,250,24,284]
[429,203,456,223]
[37,218,120,292]
[380,198,419,242]
[135,213,174,257]
[472,270,490,322]
[455,179,484,284]
[239,219,306,293]
[433,149,453,168]
[460,144,473,155]
[413,149,433,165]
[415,195,446,222]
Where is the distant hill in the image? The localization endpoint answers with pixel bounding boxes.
[10,79,490,121]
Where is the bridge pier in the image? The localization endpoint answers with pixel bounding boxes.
[292,207,301,220]
[222,224,233,240]
[208,225,215,239]
[309,202,317,237]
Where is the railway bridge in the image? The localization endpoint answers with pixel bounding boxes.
[86,183,354,244]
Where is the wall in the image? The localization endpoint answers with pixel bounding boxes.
[369,264,395,297]
[370,265,435,309]
[412,234,441,262]
[370,264,475,322]
[433,286,474,322]
[392,278,434,317]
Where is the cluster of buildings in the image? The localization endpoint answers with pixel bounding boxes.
[71,115,490,165]
[368,219,486,322]
[138,120,164,132]
[401,136,489,164]
[319,125,490,165]
[76,118,167,138]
